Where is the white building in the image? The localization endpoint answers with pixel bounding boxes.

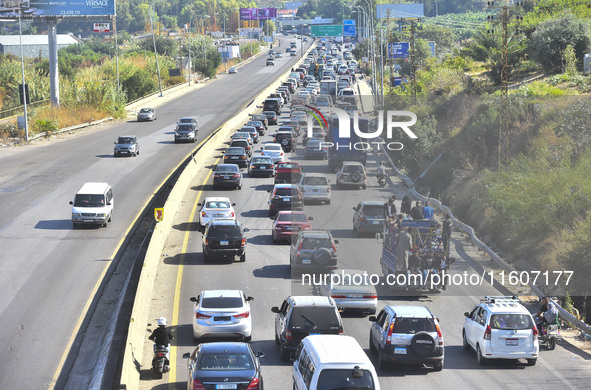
[0,34,82,59]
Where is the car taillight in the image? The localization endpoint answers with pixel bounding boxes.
[273,138,277,142]
[204,238,209,246]
[233,174,240,178]
[195,312,212,320]
[296,241,303,256]
[327,187,331,193]
[157,352,166,357]
[339,174,344,180]
[331,243,337,255]
[386,322,394,344]
[484,325,491,340]
[214,174,221,178]
[359,212,365,221]
[230,211,235,218]
[285,330,293,340]
[532,325,538,341]
[363,294,378,299]
[234,311,250,319]
[363,174,367,180]
[193,379,206,390]
[241,156,246,159]
[241,238,246,247]
[201,211,206,217]
[435,323,444,345]
[331,294,346,299]
[280,151,284,156]
[246,377,260,390]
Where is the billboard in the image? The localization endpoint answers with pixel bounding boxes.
[377,4,424,20]
[388,42,409,59]
[239,8,277,20]
[343,19,356,37]
[0,0,115,17]
[310,24,342,37]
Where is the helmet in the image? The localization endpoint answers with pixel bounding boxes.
[157,317,167,326]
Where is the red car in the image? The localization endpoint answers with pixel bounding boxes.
[272,211,312,242]
[274,161,302,184]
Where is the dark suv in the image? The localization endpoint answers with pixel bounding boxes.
[369,305,444,371]
[271,296,343,361]
[263,98,281,115]
[268,184,304,217]
[202,219,249,262]
[289,230,339,272]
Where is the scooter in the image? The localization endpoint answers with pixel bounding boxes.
[535,316,561,350]
[152,344,170,379]
[377,174,388,187]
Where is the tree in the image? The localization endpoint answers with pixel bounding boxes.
[528,13,590,73]
[121,69,157,101]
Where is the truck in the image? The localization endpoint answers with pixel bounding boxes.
[377,219,451,293]
[319,80,337,99]
[325,114,367,170]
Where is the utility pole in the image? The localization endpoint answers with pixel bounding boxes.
[402,19,419,104]
[150,0,163,96]
[487,1,524,168]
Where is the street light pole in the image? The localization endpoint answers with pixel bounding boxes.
[150,0,163,96]
[18,14,28,142]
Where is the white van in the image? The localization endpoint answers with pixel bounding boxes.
[293,335,381,390]
[69,182,114,228]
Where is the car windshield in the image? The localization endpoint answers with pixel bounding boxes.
[490,314,534,330]
[117,137,134,144]
[176,124,193,132]
[233,133,249,138]
[343,165,363,173]
[205,201,230,209]
[303,176,328,185]
[265,145,281,151]
[226,147,245,154]
[73,194,106,207]
[230,141,248,147]
[307,141,323,148]
[274,188,300,197]
[316,369,375,390]
[139,108,152,113]
[393,317,436,334]
[216,166,239,173]
[361,205,383,216]
[179,118,194,123]
[278,163,297,169]
[301,236,332,249]
[278,213,307,222]
[247,122,261,126]
[201,296,243,308]
[198,353,253,371]
[252,158,272,164]
[291,307,340,330]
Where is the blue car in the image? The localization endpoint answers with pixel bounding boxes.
[304,139,328,160]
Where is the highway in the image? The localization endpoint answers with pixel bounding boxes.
[137,78,591,388]
[0,36,310,388]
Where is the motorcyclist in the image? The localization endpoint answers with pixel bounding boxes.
[377,161,387,182]
[149,317,174,363]
[535,297,560,334]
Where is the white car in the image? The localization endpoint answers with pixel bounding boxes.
[198,197,236,226]
[260,143,285,164]
[462,296,539,366]
[190,290,254,342]
[297,90,310,96]
[320,269,377,315]
[336,161,367,189]
[228,66,237,74]
[299,173,331,204]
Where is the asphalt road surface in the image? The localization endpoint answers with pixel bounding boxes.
[0,36,310,388]
[137,85,591,388]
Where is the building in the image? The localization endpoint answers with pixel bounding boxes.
[0,34,82,59]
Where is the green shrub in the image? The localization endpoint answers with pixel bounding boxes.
[121,69,157,101]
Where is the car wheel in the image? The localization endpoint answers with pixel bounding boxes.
[476,344,487,365]
[240,253,246,262]
[369,334,377,355]
[203,253,210,263]
[433,362,443,371]
[108,213,112,222]
[280,345,290,361]
[361,184,367,190]
[326,199,331,205]
[73,222,79,229]
[244,335,251,342]
[103,221,108,227]
[462,331,470,351]
[377,348,387,370]
[527,358,537,366]
[548,337,556,350]
[154,371,163,379]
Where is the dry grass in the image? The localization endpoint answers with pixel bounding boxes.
[35,105,108,129]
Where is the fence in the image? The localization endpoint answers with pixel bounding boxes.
[0,99,51,120]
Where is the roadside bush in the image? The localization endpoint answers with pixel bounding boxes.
[121,69,157,101]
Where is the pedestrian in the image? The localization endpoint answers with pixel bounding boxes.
[442,214,452,254]
[383,195,397,223]
[410,201,423,220]
[395,227,412,273]
[422,202,434,220]
[401,195,412,215]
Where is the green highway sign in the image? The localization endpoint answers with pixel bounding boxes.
[311,25,343,37]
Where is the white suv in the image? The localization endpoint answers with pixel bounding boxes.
[336,161,367,189]
[462,296,539,366]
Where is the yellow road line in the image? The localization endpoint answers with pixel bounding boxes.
[49,136,213,388]
[169,157,220,386]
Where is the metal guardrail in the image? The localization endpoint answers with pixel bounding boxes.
[0,99,51,120]
[379,144,591,338]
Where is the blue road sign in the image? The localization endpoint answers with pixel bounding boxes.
[343,20,356,37]
[389,42,409,59]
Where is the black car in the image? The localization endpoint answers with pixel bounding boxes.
[249,156,275,177]
[352,201,385,236]
[174,123,197,143]
[263,110,278,125]
[183,342,265,389]
[223,146,249,168]
[263,98,281,115]
[272,296,344,361]
[213,164,243,190]
[229,139,253,157]
[267,184,304,217]
[250,114,268,130]
[202,219,249,262]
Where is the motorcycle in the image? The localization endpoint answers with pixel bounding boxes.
[535,316,561,350]
[377,173,388,187]
[152,344,170,379]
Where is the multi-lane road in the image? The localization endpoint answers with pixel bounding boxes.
[0,37,311,388]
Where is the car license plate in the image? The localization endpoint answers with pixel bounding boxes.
[394,347,407,354]
[283,198,289,202]
[83,219,93,223]
[285,226,292,230]
[216,384,237,389]
[312,189,318,192]
[220,241,229,246]
[223,176,230,179]
[302,259,311,264]
[214,316,231,321]
[371,220,379,224]
[231,156,238,159]
[506,339,519,346]
[346,294,363,298]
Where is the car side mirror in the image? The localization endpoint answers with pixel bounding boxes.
[107,202,112,206]
[334,240,339,244]
[113,142,116,144]
[69,201,73,205]
[352,207,356,210]
[464,312,470,317]
[369,316,377,322]
[271,306,280,313]
[190,297,198,302]
[308,217,313,220]
[255,352,265,358]
[243,228,250,232]
[289,352,296,362]
[246,296,254,301]
[182,352,191,359]
[267,190,271,193]
[197,203,202,207]
[232,203,236,206]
